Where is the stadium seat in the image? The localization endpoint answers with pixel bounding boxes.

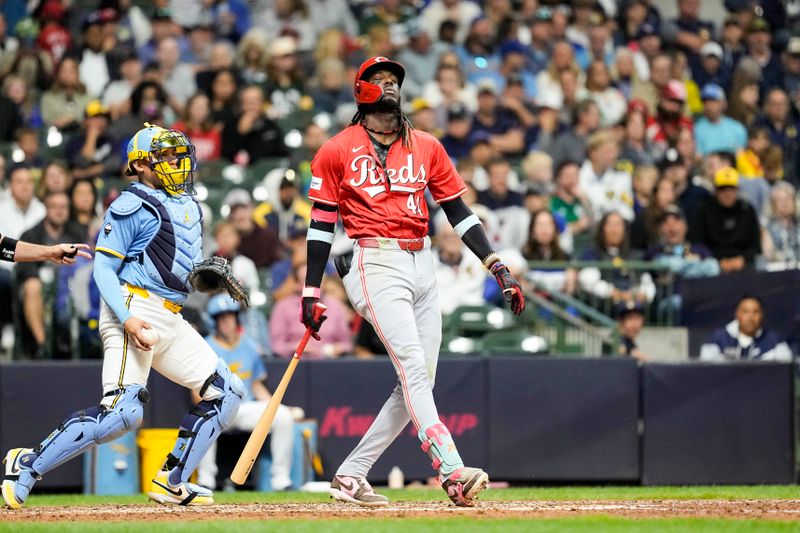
[481,329,548,356]
[443,305,517,337]
[440,333,483,356]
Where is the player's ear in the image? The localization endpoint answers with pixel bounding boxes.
[132,159,150,174]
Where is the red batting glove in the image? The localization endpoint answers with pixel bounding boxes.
[490,261,526,315]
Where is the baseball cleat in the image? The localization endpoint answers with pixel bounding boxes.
[441,467,489,507]
[329,475,388,507]
[2,448,38,509]
[148,470,214,506]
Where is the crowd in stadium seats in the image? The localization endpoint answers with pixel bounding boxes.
[0,0,799,360]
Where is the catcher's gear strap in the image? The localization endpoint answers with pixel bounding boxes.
[31,386,148,476]
[418,422,464,477]
[125,185,201,294]
[306,202,337,289]
[440,198,494,263]
[0,234,18,262]
[167,360,245,484]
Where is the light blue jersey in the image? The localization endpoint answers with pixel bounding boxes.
[95,182,203,305]
[205,335,266,402]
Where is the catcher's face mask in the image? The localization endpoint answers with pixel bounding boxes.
[149,129,197,196]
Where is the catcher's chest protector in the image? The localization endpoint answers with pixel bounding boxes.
[125,185,204,293]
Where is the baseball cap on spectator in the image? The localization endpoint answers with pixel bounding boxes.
[468,131,492,149]
[614,299,645,319]
[406,21,427,39]
[41,1,66,20]
[700,41,724,60]
[657,148,685,172]
[724,13,740,27]
[658,204,686,224]
[662,79,687,102]
[447,102,470,121]
[636,22,659,40]
[588,10,607,27]
[223,188,252,208]
[84,100,110,119]
[270,36,297,57]
[410,98,432,113]
[714,167,739,188]
[701,83,726,101]
[152,7,173,21]
[788,37,800,56]
[476,78,498,95]
[746,17,770,34]
[531,6,552,23]
[500,40,528,59]
[525,182,552,197]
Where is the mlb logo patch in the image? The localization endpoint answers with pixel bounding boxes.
[310,176,323,191]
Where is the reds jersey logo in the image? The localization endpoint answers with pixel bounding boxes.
[349,154,427,198]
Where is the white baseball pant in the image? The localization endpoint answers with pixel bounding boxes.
[99,284,220,409]
[336,237,443,477]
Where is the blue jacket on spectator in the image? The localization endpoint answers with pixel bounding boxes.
[700,320,793,361]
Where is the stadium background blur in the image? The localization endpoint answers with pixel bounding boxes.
[0,0,797,362]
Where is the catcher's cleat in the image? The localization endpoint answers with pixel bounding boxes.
[329,475,389,507]
[2,448,38,509]
[441,467,489,507]
[148,470,214,506]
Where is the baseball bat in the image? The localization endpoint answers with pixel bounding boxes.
[230,302,327,485]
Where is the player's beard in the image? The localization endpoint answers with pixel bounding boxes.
[360,93,402,115]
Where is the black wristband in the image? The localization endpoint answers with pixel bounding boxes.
[0,235,18,262]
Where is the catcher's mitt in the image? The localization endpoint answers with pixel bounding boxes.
[187,256,250,307]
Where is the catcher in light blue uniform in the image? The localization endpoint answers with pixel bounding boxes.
[2,124,245,509]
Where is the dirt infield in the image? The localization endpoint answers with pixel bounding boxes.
[1,500,799,522]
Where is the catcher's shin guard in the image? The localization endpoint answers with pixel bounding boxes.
[165,359,244,485]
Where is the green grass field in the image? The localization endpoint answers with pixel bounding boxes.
[0,487,797,532]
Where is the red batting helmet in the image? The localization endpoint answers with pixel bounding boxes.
[354,56,406,105]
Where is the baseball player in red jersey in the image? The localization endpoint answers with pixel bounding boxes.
[301,57,525,507]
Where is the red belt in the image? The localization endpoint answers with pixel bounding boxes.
[357,238,426,252]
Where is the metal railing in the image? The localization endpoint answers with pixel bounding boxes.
[526,286,620,356]
[527,260,679,326]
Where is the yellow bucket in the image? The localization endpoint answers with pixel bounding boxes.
[135,428,197,492]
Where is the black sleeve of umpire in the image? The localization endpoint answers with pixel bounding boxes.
[305,202,337,288]
[439,197,495,264]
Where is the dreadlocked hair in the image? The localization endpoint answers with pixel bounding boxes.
[351,107,415,151]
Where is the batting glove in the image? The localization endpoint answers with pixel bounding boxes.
[301,296,327,340]
[490,261,526,316]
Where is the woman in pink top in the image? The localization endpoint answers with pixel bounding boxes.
[269,262,353,358]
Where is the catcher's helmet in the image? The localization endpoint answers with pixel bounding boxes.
[126,123,197,196]
[207,293,241,319]
[354,56,405,105]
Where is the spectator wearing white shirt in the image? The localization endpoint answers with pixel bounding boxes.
[578,130,635,222]
[433,221,488,315]
[0,166,45,269]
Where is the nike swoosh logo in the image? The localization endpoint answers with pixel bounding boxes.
[352,145,365,152]
[339,479,355,491]
[153,480,184,497]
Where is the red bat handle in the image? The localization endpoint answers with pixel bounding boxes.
[294,303,327,360]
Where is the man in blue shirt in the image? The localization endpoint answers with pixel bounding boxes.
[700,295,792,361]
[196,294,295,492]
[694,84,747,156]
[2,125,245,509]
